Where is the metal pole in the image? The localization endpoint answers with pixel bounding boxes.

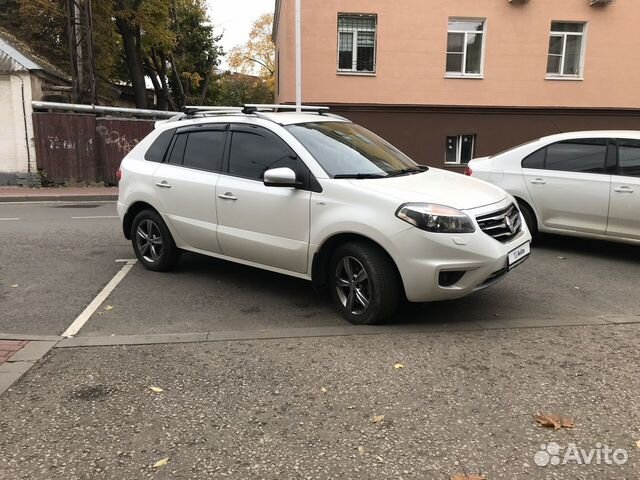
[295,0,302,112]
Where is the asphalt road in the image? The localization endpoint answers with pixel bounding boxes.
[1,201,639,479]
[1,325,639,479]
[1,201,639,337]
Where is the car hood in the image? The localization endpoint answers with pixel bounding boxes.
[352,168,507,210]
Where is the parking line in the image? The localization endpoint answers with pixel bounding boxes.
[71,215,119,219]
[0,218,20,221]
[61,259,137,338]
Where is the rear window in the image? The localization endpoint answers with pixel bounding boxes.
[144,129,174,162]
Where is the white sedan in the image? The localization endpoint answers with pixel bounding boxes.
[466,131,640,245]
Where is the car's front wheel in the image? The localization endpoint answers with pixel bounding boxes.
[131,210,181,271]
[329,242,400,325]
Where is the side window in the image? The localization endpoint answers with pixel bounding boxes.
[183,130,226,172]
[228,128,296,180]
[545,139,607,174]
[167,133,187,165]
[617,139,640,178]
[522,147,546,169]
[145,129,174,162]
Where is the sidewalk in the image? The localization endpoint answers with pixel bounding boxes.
[0,186,118,202]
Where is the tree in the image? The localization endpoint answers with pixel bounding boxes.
[211,72,274,106]
[0,0,222,110]
[228,13,275,93]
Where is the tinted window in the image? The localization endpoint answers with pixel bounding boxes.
[545,139,607,173]
[618,139,640,177]
[522,147,546,169]
[228,129,295,180]
[167,133,187,165]
[183,130,226,172]
[145,129,174,162]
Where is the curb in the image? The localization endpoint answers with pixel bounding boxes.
[0,340,58,396]
[0,194,118,203]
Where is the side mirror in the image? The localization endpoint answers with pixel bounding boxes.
[263,167,298,188]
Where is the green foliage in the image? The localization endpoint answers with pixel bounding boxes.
[210,72,274,107]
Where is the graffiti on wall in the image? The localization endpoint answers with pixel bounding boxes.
[95,125,140,153]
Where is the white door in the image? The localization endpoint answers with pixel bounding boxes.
[606,138,640,240]
[152,125,228,253]
[523,138,611,234]
[216,125,311,273]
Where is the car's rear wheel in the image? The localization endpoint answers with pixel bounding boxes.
[517,200,538,244]
[131,210,180,271]
[329,242,400,325]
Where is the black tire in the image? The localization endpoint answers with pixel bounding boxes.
[131,209,181,271]
[518,200,538,244]
[329,241,400,325]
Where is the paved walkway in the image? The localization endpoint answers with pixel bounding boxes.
[0,340,28,365]
[0,186,118,202]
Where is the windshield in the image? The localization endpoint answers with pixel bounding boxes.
[285,122,422,178]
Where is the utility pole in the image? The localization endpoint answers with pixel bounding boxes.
[295,0,302,112]
[66,0,98,104]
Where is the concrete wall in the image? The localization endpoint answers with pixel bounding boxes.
[0,72,36,184]
[275,0,640,109]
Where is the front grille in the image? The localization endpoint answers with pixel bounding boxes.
[476,204,522,243]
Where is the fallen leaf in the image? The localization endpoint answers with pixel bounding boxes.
[149,386,164,393]
[376,455,384,463]
[321,387,327,393]
[371,415,385,424]
[394,363,404,369]
[534,414,575,430]
[153,457,169,468]
[10,284,18,288]
[357,446,364,454]
[450,475,486,480]
[104,305,113,311]
[635,440,640,449]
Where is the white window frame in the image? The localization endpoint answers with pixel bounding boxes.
[445,18,486,79]
[445,134,476,165]
[337,14,377,75]
[546,22,587,80]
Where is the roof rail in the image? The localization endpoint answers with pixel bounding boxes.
[183,106,243,115]
[242,104,330,114]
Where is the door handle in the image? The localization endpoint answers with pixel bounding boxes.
[155,181,172,189]
[218,192,238,201]
[614,186,634,193]
[530,178,546,185]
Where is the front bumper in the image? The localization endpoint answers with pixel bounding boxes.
[390,199,532,302]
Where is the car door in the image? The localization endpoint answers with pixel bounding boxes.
[215,124,311,274]
[605,138,640,240]
[152,124,228,253]
[522,138,611,234]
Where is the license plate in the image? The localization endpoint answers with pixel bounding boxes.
[508,241,530,269]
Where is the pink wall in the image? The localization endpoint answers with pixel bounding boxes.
[275,0,640,108]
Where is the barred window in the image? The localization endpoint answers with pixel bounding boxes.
[337,14,377,73]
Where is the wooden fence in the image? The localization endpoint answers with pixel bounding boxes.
[32,112,155,185]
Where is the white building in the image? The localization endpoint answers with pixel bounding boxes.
[0,29,70,185]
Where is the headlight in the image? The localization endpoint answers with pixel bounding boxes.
[395,203,476,233]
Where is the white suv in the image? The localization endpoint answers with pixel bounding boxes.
[117,105,531,324]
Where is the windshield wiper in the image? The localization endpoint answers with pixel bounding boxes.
[333,173,387,179]
[385,166,429,177]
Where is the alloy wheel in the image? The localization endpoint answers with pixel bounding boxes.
[135,219,163,263]
[335,256,371,315]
